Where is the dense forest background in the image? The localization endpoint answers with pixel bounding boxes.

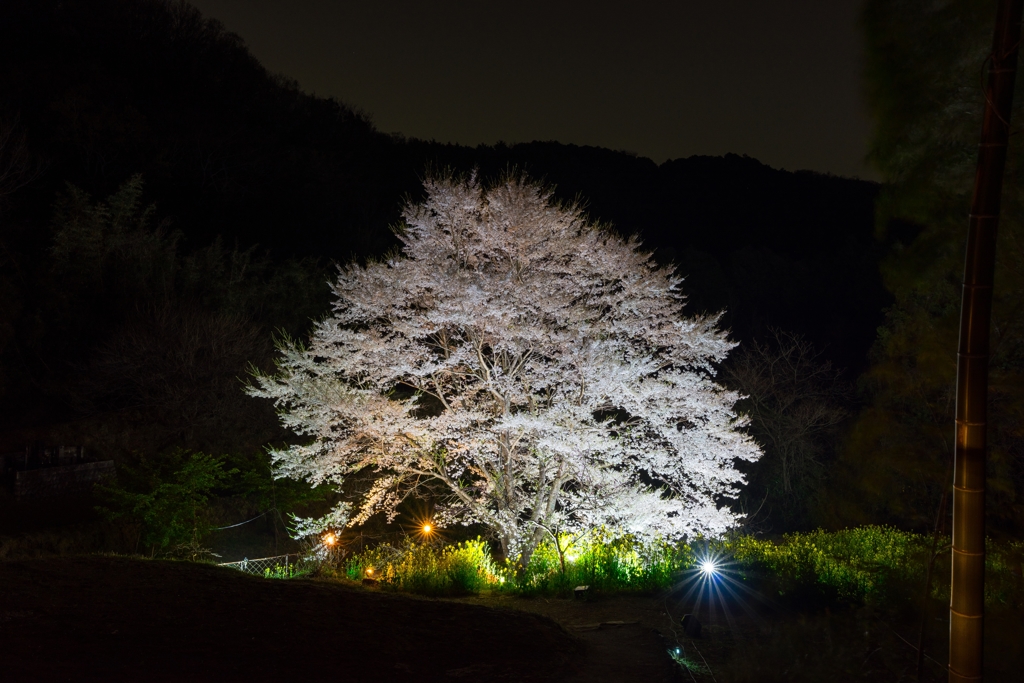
[0,0,1019,555]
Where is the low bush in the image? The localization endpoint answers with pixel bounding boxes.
[316,526,1024,607]
[728,526,1024,609]
[503,530,689,596]
[338,530,688,597]
[728,526,930,603]
[343,539,495,597]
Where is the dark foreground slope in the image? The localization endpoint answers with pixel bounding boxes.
[0,556,579,682]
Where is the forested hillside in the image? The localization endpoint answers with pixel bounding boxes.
[0,0,893,540]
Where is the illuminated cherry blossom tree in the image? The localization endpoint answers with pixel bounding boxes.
[248,174,760,568]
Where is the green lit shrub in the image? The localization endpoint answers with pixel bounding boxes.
[263,562,299,579]
[345,539,495,596]
[728,526,930,603]
[341,531,687,596]
[500,530,690,596]
[728,527,1024,609]
[336,527,1023,608]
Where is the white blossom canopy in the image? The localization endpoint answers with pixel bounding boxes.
[249,174,760,565]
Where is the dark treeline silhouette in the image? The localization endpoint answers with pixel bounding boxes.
[0,0,889,535]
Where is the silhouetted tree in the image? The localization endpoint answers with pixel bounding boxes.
[725,329,849,529]
[0,116,42,210]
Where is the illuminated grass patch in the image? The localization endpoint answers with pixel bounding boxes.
[728,526,1024,608]
[343,539,495,596]
[728,526,930,603]
[328,526,1023,607]
[502,531,690,596]
[340,531,690,596]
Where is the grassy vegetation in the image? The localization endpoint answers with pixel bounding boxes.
[728,526,931,604]
[321,525,1024,612]
[341,539,496,596]
[509,531,688,596]
[332,531,688,597]
[729,526,1024,609]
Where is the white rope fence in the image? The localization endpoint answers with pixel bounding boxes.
[218,554,300,578]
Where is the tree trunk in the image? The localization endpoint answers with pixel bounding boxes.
[949,2,1023,681]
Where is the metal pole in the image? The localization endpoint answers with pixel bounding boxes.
[949,1,1023,681]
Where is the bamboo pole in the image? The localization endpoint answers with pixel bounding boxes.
[949,1,1023,681]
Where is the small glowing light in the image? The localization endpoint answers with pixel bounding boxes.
[366,567,374,576]
[423,524,432,533]
[323,532,336,546]
[700,559,718,576]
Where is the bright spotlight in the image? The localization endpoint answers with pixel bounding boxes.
[700,559,718,576]
[323,532,337,546]
[423,524,432,533]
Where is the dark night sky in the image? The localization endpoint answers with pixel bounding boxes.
[189,0,877,180]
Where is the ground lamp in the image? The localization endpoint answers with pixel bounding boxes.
[362,567,378,587]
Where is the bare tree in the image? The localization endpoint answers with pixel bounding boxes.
[0,116,43,209]
[724,329,848,525]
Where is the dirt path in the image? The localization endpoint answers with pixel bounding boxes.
[455,592,686,682]
[566,622,680,682]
